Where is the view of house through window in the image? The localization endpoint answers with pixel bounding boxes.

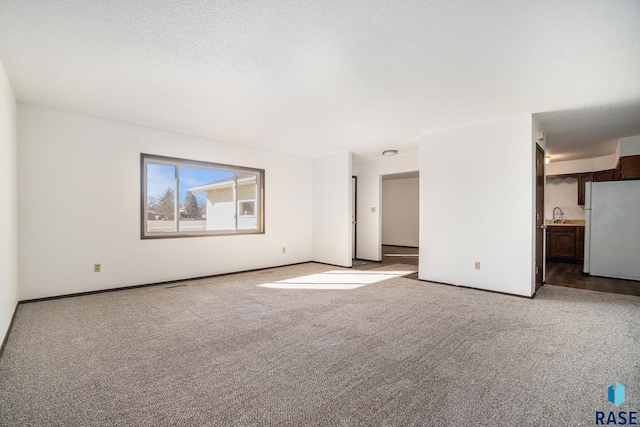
[142,154,264,238]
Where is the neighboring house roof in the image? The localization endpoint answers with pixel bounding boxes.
[189,175,257,192]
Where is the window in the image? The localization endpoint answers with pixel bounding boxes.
[141,154,264,238]
[238,201,255,217]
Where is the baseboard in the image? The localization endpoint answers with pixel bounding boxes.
[0,302,19,359]
[416,278,534,299]
[19,261,314,304]
[312,261,357,268]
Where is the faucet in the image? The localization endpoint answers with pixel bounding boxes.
[552,207,565,223]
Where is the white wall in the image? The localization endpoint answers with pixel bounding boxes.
[545,177,584,220]
[531,115,546,154]
[546,154,617,175]
[618,135,640,157]
[352,153,419,261]
[419,115,535,297]
[312,152,352,267]
[18,104,313,300]
[382,177,419,247]
[544,153,620,221]
[0,59,18,343]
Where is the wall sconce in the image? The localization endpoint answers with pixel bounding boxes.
[545,155,551,164]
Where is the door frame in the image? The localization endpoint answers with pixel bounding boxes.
[352,175,357,259]
[535,144,545,292]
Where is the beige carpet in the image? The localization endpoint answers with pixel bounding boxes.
[1,262,638,426]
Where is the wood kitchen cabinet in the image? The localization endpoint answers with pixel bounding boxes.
[577,227,585,261]
[595,169,616,182]
[546,225,585,261]
[616,155,640,180]
[577,173,593,205]
[548,162,634,206]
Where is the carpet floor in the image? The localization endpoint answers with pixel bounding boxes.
[1,262,638,426]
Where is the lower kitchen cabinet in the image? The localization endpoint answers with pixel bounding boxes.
[546,225,585,261]
[577,227,585,261]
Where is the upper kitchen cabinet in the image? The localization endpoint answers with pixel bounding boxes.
[579,168,616,204]
[616,155,640,180]
[577,172,593,205]
[548,166,628,206]
[595,169,615,182]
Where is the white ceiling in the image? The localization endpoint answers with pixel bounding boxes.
[1,1,639,161]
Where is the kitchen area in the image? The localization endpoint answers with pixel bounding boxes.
[544,141,640,295]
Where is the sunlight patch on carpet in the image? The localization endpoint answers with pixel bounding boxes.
[258,269,416,290]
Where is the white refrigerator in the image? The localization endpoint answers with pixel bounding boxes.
[583,180,640,280]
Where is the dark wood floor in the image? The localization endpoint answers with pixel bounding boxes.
[545,260,640,297]
[353,248,639,296]
[352,245,419,280]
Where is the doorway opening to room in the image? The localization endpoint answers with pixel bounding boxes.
[351,171,420,279]
[381,171,419,278]
[544,168,640,297]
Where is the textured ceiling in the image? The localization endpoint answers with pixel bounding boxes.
[0,0,639,160]
[535,103,640,161]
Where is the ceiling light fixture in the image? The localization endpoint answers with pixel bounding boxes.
[382,150,398,157]
[545,155,551,164]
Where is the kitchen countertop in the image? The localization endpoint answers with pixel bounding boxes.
[545,220,585,226]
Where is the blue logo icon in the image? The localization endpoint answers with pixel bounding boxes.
[608,382,626,407]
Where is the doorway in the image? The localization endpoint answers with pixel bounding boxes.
[381,171,419,249]
[381,171,419,274]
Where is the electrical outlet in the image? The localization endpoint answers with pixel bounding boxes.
[371,207,376,213]
[94,263,101,273]
[282,247,286,254]
[475,262,480,270]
